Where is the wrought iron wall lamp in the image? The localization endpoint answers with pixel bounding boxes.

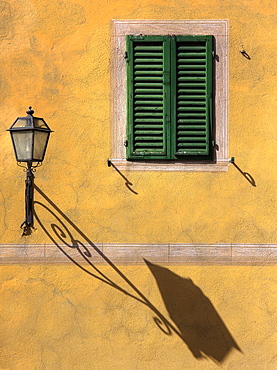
[7,107,53,235]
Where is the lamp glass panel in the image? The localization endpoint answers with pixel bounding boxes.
[11,131,33,161]
[12,118,31,128]
[34,118,48,129]
[33,131,49,161]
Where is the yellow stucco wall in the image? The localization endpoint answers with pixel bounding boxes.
[0,0,276,368]
[0,0,277,245]
[0,264,276,369]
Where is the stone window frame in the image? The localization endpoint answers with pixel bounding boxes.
[110,19,229,171]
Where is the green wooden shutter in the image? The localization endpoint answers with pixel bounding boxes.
[126,35,171,160]
[172,35,213,157]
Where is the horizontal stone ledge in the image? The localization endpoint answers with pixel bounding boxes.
[0,243,276,265]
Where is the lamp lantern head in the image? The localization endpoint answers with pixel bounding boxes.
[7,107,52,164]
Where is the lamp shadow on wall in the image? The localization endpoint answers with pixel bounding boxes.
[34,185,241,365]
[145,260,241,363]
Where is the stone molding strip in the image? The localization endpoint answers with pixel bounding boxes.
[0,243,276,265]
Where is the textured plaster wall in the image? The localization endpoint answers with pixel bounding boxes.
[0,264,276,369]
[0,0,276,369]
[0,0,277,244]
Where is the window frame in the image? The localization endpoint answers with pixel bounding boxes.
[110,20,229,171]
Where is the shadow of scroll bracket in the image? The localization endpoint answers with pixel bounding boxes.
[107,159,138,194]
[230,157,256,187]
[240,47,251,60]
[33,185,182,346]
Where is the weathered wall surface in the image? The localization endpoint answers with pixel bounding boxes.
[0,0,277,245]
[0,0,276,368]
[0,264,276,369]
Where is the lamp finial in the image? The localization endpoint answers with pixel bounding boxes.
[26,106,34,116]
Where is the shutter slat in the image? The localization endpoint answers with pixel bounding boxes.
[135,89,164,93]
[178,83,206,87]
[134,52,163,57]
[178,65,206,70]
[178,71,206,75]
[135,143,164,147]
[134,65,163,70]
[135,113,163,117]
[135,83,164,87]
[178,114,206,118]
[178,120,207,123]
[135,77,163,81]
[135,125,164,129]
[178,59,206,63]
[177,107,206,111]
[134,118,163,122]
[134,45,163,50]
[135,101,163,105]
[134,71,163,75]
[134,58,163,63]
[178,77,206,81]
[178,125,207,129]
[177,100,206,104]
[178,46,206,51]
[178,95,206,99]
[135,131,164,134]
[178,53,206,57]
[135,107,163,111]
[178,131,207,136]
[178,90,206,94]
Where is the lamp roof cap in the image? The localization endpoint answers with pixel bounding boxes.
[26,106,34,116]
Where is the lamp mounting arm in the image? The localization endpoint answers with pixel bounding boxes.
[20,162,35,236]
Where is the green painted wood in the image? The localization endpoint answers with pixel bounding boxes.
[173,35,213,157]
[126,35,213,160]
[126,35,170,159]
